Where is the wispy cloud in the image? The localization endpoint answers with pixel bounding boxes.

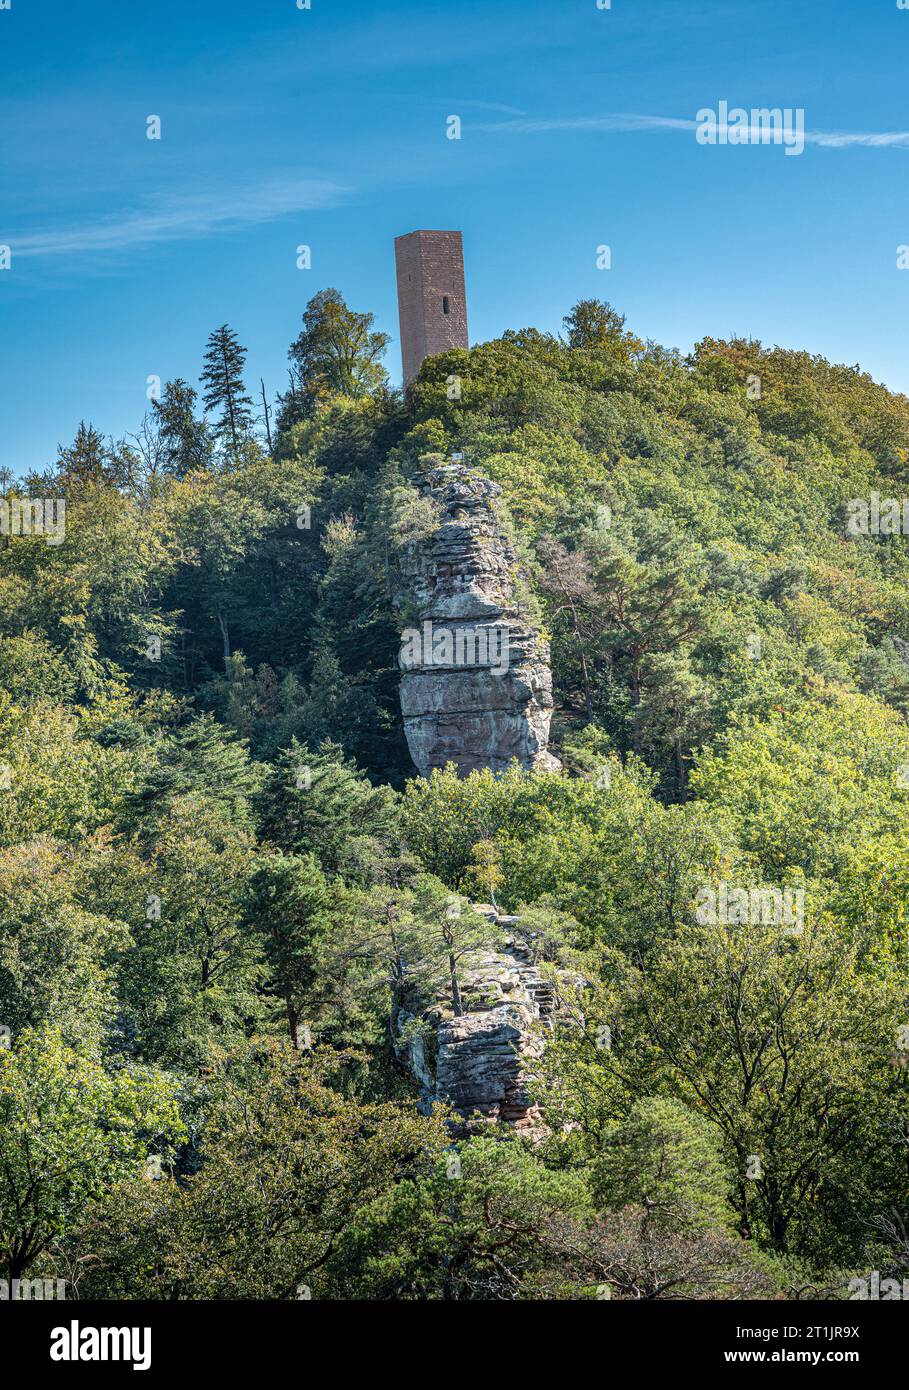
[807,129,909,149]
[9,175,348,260]
[452,99,528,118]
[473,111,909,149]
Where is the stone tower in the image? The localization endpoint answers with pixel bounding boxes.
[394,230,468,386]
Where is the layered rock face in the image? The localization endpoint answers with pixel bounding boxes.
[393,908,565,1135]
[397,460,559,777]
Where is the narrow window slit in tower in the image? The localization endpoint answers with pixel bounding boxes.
[443,296,450,315]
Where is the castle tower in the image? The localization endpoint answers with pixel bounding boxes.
[394,230,468,386]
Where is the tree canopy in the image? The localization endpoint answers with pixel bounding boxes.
[3,296,909,1299]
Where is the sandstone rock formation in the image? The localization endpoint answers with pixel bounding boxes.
[393,906,568,1135]
[397,459,559,778]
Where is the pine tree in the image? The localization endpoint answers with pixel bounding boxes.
[255,739,399,877]
[53,422,134,492]
[200,325,254,467]
[152,379,212,477]
[120,714,263,836]
[244,849,336,1049]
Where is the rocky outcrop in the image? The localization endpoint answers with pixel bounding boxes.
[397,458,559,777]
[393,906,570,1135]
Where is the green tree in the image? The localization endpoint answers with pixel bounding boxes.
[320,872,500,1043]
[0,1028,181,1280]
[244,850,338,1049]
[331,1137,589,1300]
[51,422,135,493]
[283,289,389,423]
[587,516,707,741]
[120,714,262,837]
[98,797,266,1068]
[591,1097,734,1232]
[152,379,212,477]
[200,325,254,467]
[256,739,398,877]
[69,1041,448,1299]
[635,651,713,796]
[160,467,271,672]
[0,839,125,1048]
[562,299,644,359]
[547,915,907,1258]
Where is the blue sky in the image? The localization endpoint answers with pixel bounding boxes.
[2,0,909,475]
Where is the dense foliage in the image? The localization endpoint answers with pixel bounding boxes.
[3,293,908,1299]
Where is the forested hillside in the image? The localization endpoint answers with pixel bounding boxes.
[3,294,909,1299]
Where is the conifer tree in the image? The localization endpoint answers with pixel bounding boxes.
[200,325,254,467]
[52,421,134,492]
[256,739,398,877]
[152,379,212,477]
